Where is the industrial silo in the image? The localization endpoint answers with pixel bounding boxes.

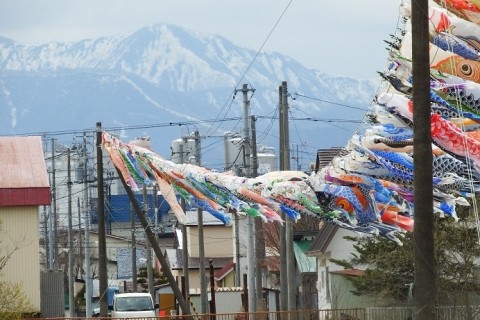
[224,132,244,175]
[170,138,199,164]
[256,146,277,174]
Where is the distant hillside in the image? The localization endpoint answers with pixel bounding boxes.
[0,24,378,169]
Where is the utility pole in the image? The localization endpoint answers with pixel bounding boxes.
[51,138,58,269]
[252,115,266,310]
[411,0,436,319]
[280,81,290,169]
[77,198,83,278]
[209,259,216,315]
[278,85,288,314]
[235,83,255,177]
[194,136,208,314]
[181,131,206,312]
[236,83,256,313]
[131,202,138,291]
[176,137,190,304]
[48,175,54,270]
[67,148,75,317]
[42,139,50,269]
[194,130,202,167]
[153,185,158,246]
[179,135,192,304]
[229,127,241,288]
[43,205,49,270]
[281,82,296,318]
[153,186,159,300]
[234,211,241,287]
[96,122,108,318]
[294,144,301,171]
[199,208,208,313]
[144,185,154,299]
[251,116,259,178]
[181,196,191,313]
[84,132,93,317]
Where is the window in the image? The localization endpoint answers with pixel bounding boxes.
[116,296,153,311]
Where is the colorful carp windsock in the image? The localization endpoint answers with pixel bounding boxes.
[100,0,480,245]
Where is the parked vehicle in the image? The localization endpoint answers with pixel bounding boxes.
[92,286,119,317]
[110,292,158,318]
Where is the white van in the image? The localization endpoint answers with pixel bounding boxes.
[110,292,157,318]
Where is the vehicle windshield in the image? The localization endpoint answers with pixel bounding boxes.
[115,296,153,311]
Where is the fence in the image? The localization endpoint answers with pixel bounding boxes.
[21,309,364,320]
[368,306,480,320]
[21,306,480,320]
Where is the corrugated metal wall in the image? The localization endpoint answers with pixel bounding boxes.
[0,206,40,312]
[188,226,233,258]
[40,270,65,317]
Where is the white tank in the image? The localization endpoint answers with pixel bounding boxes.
[257,146,277,174]
[170,139,184,164]
[170,138,197,164]
[224,132,277,175]
[224,133,243,174]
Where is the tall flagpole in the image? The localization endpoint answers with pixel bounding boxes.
[411,0,436,319]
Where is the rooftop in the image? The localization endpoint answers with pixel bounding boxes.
[0,136,51,206]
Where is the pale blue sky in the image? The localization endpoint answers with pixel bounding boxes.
[0,0,401,78]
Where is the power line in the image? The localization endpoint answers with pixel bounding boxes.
[205,0,294,137]
[7,113,361,161]
[234,1,293,90]
[0,118,244,138]
[256,104,280,145]
[255,114,364,124]
[290,92,369,111]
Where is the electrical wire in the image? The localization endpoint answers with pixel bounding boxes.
[204,0,294,137]
[291,92,369,111]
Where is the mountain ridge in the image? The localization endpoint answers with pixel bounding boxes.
[0,23,378,168]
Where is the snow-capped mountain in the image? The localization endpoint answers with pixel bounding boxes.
[0,24,379,168]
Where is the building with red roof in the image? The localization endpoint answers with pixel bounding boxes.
[0,136,51,314]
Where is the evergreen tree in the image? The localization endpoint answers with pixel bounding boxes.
[136,266,168,292]
[331,205,480,305]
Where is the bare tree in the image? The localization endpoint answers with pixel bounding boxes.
[0,220,35,319]
[0,282,35,320]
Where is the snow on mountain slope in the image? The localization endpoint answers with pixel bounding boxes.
[0,23,380,168]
